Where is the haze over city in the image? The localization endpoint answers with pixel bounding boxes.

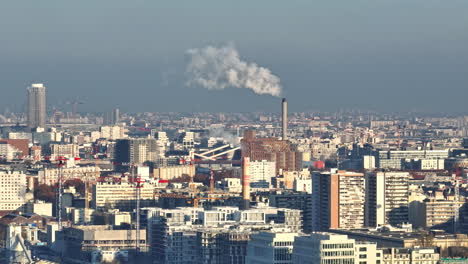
[2,2,468,264]
[1,0,468,113]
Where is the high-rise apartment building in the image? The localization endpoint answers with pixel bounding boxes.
[365,171,410,227]
[312,170,366,231]
[27,83,47,129]
[114,138,159,166]
[0,171,27,212]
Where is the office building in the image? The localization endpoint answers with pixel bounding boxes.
[27,83,47,129]
[292,233,359,264]
[245,230,298,264]
[365,171,410,227]
[377,150,449,169]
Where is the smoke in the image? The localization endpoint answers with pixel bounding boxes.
[209,127,239,147]
[185,44,282,97]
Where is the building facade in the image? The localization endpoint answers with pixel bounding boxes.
[27,83,47,129]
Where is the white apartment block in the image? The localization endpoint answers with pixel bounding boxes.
[292,233,356,264]
[0,171,27,212]
[249,160,276,188]
[381,248,439,264]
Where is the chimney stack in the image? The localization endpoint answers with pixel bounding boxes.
[282,98,288,140]
[242,157,251,209]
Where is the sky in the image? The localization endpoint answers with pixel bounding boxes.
[0,0,467,113]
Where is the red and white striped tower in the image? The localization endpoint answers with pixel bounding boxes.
[242,157,251,210]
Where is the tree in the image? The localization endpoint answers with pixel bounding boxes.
[34,184,55,202]
[64,179,85,196]
[417,232,434,247]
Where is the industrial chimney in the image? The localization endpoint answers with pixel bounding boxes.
[282,98,288,140]
[242,157,251,210]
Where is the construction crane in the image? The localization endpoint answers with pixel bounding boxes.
[65,99,84,117]
[132,164,143,254]
[57,156,66,230]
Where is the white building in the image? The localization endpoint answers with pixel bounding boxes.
[100,125,127,140]
[0,171,27,212]
[246,230,298,264]
[292,233,381,264]
[249,160,276,188]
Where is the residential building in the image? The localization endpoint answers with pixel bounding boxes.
[365,171,410,227]
[312,170,366,231]
[0,171,27,212]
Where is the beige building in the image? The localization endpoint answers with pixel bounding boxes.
[419,197,468,233]
[365,171,410,227]
[62,225,147,263]
[100,125,127,140]
[0,171,27,212]
[50,143,79,160]
[381,248,439,264]
[92,182,155,211]
[38,166,100,185]
[154,165,195,180]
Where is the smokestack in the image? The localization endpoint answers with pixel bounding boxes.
[242,157,251,209]
[282,98,288,140]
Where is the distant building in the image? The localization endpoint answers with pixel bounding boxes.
[115,138,159,166]
[241,131,302,173]
[0,139,29,160]
[27,83,47,129]
[153,165,195,180]
[377,150,449,169]
[100,125,126,140]
[50,143,79,160]
[38,166,100,185]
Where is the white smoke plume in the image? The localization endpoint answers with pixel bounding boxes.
[186,44,282,97]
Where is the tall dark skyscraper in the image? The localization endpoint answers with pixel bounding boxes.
[27,83,47,129]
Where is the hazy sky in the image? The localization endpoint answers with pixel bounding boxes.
[1,1,467,113]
